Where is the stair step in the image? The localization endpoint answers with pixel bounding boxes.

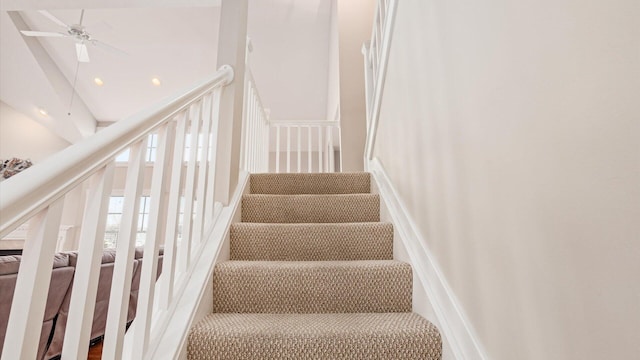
[213,260,412,313]
[230,222,393,261]
[188,313,442,360]
[250,172,370,194]
[241,194,380,223]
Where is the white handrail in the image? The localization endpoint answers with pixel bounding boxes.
[0,65,234,360]
[362,0,398,161]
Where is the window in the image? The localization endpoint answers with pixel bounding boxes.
[115,132,208,163]
[104,196,151,248]
[104,196,196,248]
[115,133,158,163]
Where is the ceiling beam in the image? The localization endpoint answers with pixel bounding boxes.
[1,0,221,11]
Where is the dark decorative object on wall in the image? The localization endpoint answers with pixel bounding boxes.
[0,158,33,180]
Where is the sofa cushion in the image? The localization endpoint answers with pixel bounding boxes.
[101,248,117,264]
[52,253,70,269]
[0,255,21,276]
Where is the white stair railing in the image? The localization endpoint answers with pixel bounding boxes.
[241,66,270,173]
[270,121,341,173]
[362,0,398,161]
[0,66,234,360]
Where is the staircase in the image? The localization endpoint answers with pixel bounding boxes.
[187,172,442,359]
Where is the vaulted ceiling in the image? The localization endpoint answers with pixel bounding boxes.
[0,0,333,143]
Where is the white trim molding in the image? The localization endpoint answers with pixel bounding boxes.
[368,157,489,360]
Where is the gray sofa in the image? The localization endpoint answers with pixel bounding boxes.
[0,248,163,360]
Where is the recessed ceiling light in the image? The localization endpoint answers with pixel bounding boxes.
[151,77,161,86]
[38,108,48,116]
[94,77,104,86]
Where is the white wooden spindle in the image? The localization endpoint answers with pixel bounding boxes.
[297,126,301,173]
[241,80,250,171]
[324,126,333,172]
[328,133,335,173]
[263,120,269,172]
[318,126,323,172]
[159,114,188,310]
[102,140,146,360]
[286,126,291,173]
[61,163,115,360]
[338,125,343,172]
[249,91,256,171]
[307,126,312,173]
[205,88,223,226]
[180,104,202,271]
[275,126,281,172]
[1,200,63,360]
[253,94,258,171]
[130,121,176,359]
[192,94,213,245]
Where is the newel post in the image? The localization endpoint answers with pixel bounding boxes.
[214,0,248,205]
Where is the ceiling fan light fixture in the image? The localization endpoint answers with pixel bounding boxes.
[151,77,161,86]
[94,77,104,86]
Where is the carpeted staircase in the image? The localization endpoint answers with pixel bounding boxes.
[188,172,442,359]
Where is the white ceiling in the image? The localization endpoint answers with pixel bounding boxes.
[0,0,333,143]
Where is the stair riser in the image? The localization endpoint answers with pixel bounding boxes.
[230,223,393,261]
[213,261,412,313]
[241,194,380,223]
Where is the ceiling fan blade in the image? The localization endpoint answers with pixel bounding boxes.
[38,10,69,29]
[20,30,66,37]
[92,39,128,56]
[75,43,90,62]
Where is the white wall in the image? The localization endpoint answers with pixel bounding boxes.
[373,0,640,359]
[0,101,70,163]
[0,101,77,250]
[337,0,374,171]
[248,0,332,121]
[326,0,340,122]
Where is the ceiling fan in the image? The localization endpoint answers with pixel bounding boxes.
[20,9,125,63]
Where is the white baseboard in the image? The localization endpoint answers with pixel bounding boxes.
[368,157,489,360]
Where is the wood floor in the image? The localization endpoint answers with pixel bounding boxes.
[87,341,102,360]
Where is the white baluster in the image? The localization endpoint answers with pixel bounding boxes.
[307,126,312,173]
[180,104,202,271]
[61,163,115,360]
[286,126,291,173]
[297,126,302,173]
[318,125,323,172]
[103,139,146,360]
[1,200,63,360]
[275,125,281,173]
[205,88,223,226]
[130,121,176,359]
[159,113,188,310]
[193,94,213,246]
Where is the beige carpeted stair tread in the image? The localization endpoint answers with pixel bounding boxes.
[250,172,370,194]
[188,312,443,360]
[213,260,412,313]
[241,194,380,223]
[230,222,393,261]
